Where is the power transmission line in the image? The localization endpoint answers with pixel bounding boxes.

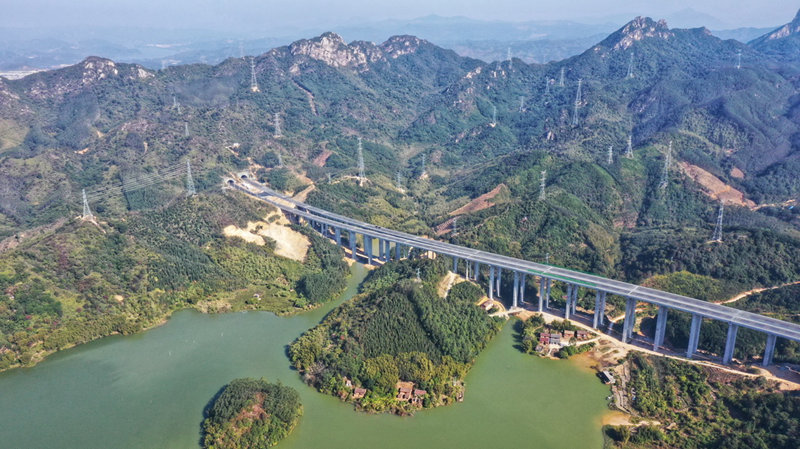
[249,57,260,93]
[357,137,366,186]
[185,161,196,196]
[82,189,94,220]
[539,170,547,200]
[626,134,633,158]
[572,79,582,127]
[273,112,282,138]
[712,202,724,242]
[659,141,672,190]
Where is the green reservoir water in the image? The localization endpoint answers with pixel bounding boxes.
[0,264,610,448]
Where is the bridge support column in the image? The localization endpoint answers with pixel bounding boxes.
[473,261,479,280]
[453,257,459,274]
[565,284,573,320]
[512,271,520,308]
[545,279,551,308]
[653,306,668,351]
[538,278,545,312]
[364,235,373,265]
[621,298,636,343]
[496,268,502,297]
[520,274,526,303]
[349,231,357,260]
[686,314,702,359]
[763,334,777,367]
[571,285,578,315]
[395,243,401,260]
[593,291,607,329]
[489,266,495,300]
[722,323,739,365]
[334,227,342,246]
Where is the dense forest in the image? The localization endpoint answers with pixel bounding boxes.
[0,191,350,371]
[202,378,302,449]
[605,353,800,449]
[288,257,503,414]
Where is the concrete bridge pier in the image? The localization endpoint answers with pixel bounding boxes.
[722,323,739,365]
[653,306,668,351]
[334,227,342,246]
[488,266,495,300]
[593,291,607,329]
[565,284,574,320]
[570,285,578,315]
[364,235,373,265]
[349,231,357,260]
[512,271,520,308]
[538,278,546,312]
[621,298,637,343]
[545,279,551,308]
[395,243,401,260]
[473,261,480,281]
[686,314,703,359]
[495,268,502,297]
[453,257,459,273]
[763,334,777,367]
[520,274,526,303]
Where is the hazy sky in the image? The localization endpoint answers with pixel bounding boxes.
[3,0,797,32]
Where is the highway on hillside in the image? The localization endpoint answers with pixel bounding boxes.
[236,179,800,343]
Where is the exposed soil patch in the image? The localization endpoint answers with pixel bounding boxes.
[436,184,507,235]
[312,148,333,167]
[678,162,755,208]
[222,211,310,261]
[450,184,507,216]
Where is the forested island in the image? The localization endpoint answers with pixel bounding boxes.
[289,257,503,414]
[202,378,302,449]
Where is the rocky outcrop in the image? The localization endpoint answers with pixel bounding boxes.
[25,57,154,100]
[287,33,429,69]
[289,32,373,68]
[607,17,674,51]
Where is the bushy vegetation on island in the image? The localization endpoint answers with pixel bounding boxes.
[202,378,302,449]
[288,257,503,414]
[605,353,800,449]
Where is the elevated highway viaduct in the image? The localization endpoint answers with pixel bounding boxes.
[234,178,799,367]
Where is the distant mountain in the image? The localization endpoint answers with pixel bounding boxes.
[749,9,800,61]
[1,12,800,261]
[662,8,731,30]
[0,16,621,71]
[712,27,774,43]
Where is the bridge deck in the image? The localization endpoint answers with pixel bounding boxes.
[236,180,800,343]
